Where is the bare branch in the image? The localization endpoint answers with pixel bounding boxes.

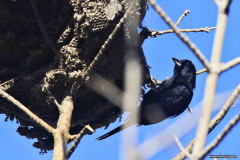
[30,0,60,57]
[173,135,191,159]
[221,57,240,73]
[0,79,15,91]
[67,125,94,159]
[0,89,55,134]
[53,94,74,160]
[53,98,61,109]
[173,84,240,160]
[148,27,216,37]
[213,0,221,7]
[196,68,207,75]
[140,8,215,45]
[201,113,240,158]
[175,10,190,26]
[196,62,224,75]
[208,85,240,132]
[192,0,233,157]
[148,0,210,70]
[121,56,142,160]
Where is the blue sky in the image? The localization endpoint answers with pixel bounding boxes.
[1,0,240,159]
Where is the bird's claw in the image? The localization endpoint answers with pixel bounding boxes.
[187,106,193,113]
[147,76,162,91]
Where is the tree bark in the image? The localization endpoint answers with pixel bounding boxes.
[53,95,74,160]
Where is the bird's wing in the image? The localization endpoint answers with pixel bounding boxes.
[140,84,193,125]
[161,84,193,118]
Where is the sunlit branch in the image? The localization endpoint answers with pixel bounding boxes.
[175,10,190,26]
[67,125,94,159]
[148,0,210,70]
[0,89,55,134]
[221,57,240,73]
[192,0,233,157]
[147,27,216,37]
[173,84,240,160]
[173,135,191,159]
[200,113,240,158]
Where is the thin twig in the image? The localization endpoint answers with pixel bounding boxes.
[148,27,216,37]
[30,0,60,57]
[0,79,15,91]
[148,0,210,70]
[201,113,240,158]
[175,10,190,26]
[208,85,240,133]
[213,0,221,7]
[196,68,207,75]
[53,98,61,109]
[0,89,55,134]
[192,0,232,157]
[66,125,94,159]
[140,13,216,45]
[221,57,240,73]
[173,84,240,160]
[173,135,191,159]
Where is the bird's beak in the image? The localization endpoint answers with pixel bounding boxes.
[172,57,181,67]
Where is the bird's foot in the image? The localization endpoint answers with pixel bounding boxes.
[147,76,162,91]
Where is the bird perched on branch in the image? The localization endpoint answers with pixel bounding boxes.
[97,58,196,140]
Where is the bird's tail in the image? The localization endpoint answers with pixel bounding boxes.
[96,124,131,140]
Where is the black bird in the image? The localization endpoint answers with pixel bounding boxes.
[97,58,196,140]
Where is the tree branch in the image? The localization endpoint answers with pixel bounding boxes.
[148,0,210,70]
[196,68,207,75]
[53,94,74,160]
[173,84,240,160]
[0,79,15,91]
[213,0,221,7]
[175,10,190,26]
[221,57,240,73]
[66,125,94,159]
[0,89,55,134]
[173,135,191,159]
[200,112,240,159]
[147,27,216,37]
[192,0,232,157]
[121,56,143,160]
[140,8,215,45]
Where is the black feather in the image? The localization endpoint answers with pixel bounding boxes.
[97,58,196,140]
